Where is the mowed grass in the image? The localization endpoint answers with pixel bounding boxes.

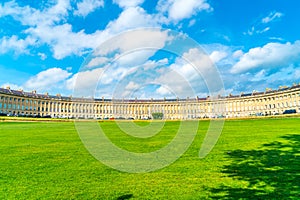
[0,118,299,199]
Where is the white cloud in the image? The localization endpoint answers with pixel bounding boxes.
[25,23,106,59]
[92,29,171,68]
[0,1,40,26]
[269,37,284,42]
[38,52,47,60]
[142,58,169,70]
[245,26,270,36]
[105,7,160,35]
[245,26,255,36]
[0,0,70,26]
[181,48,217,78]
[67,28,173,98]
[171,61,198,81]
[251,69,267,82]
[156,86,172,96]
[232,50,243,58]
[244,11,283,36]
[0,1,81,58]
[257,27,270,34]
[1,83,23,91]
[115,50,158,67]
[210,51,227,63]
[102,66,129,84]
[262,11,283,23]
[67,46,225,99]
[0,35,36,55]
[0,0,213,65]
[0,1,166,59]
[295,69,300,79]
[157,0,212,23]
[231,41,300,74]
[113,0,144,8]
[66,67,105,97]
[154,68,195,98]
[151,47,223,98]
[0,1,76,58]
[24,67,72,91]
[125,81,140,90]
[74,0,104,17]
[87,56,109,68]
[66,65,133,97]
[188,19,196,27]
[247,66,300,87]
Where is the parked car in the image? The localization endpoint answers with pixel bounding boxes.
[283,109,296,114]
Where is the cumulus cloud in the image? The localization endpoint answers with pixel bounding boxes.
[113,0,144,8]
[67,46,225,99]
[0,1,165,59]
[232,50,243,58]
[246,65,300,90]
[231,41,300,74]
[0,0,70,26]
[69,65,146,98]
[154,67,195,98]
[181,48,217,78]
[120,81,141,97]
[142,58,169,70]
[24,67,72,91]
[25,22,107,59]
[115,50,158,67]
[210,51,228,63]
[91,29,171,68]
[67,28,173,98]
[251,69,267,82]
[157,0,212,23]
[87,56,109,68]
[0,35,36,55]
[0,0,212,60]
[0,0,73,58]
[74,0,104,17]
[66,67,104,93]
[151,47,224,98]
[14,4,159,59]
[104,7,160,35]
[156,85,172,96]
[1,83,23,90]
[125,81,140,90]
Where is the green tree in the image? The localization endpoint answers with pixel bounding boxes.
[151,112,163,119]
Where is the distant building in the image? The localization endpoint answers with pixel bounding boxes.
[1,84,300,119]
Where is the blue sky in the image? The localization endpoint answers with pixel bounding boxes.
[0,0,300,98]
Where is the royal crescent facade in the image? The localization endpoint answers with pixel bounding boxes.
[1,84,300,119]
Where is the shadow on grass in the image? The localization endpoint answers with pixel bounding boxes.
[209,134,300,199]
[116,193,133,200]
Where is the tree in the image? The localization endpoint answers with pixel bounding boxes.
[151,112,163,119]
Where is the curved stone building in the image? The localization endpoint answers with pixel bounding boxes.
[0,84,300,119]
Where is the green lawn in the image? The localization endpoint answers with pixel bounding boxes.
[0,118,299,199]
